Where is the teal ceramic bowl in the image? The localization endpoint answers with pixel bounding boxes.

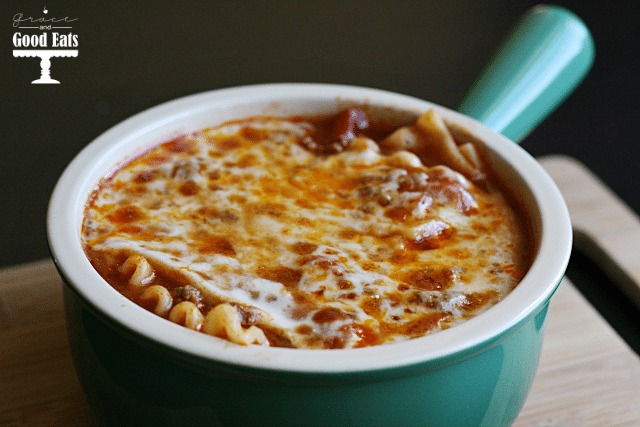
[48,84,572,426]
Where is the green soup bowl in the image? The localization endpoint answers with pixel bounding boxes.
[47,6,594,426]
[47,81,568,426]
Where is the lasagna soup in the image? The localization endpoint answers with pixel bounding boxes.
[82,107,532,349]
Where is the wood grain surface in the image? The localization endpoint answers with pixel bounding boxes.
[0,260,96,426]
[541,155,640,310]
[1,156,639,426]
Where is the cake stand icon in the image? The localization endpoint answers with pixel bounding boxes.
[13,49,79,84]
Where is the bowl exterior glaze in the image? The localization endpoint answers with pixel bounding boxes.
[64,281,550,427]
[49,84,571,427]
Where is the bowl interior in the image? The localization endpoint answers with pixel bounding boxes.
[47,83,571,373]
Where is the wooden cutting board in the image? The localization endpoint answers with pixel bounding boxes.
[1,155,639,426]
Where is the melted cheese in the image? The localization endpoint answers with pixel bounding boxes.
[82,112,531,349]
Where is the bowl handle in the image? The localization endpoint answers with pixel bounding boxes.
[456,5,594,143]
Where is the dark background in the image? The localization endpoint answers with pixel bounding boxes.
[2,1,639,267]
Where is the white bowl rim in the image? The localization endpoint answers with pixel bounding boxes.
[47,83,572,374]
